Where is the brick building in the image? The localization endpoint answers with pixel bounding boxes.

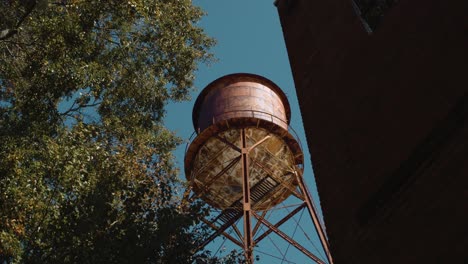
[275,0,468,263]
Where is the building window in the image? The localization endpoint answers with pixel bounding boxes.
[352,0,398,33]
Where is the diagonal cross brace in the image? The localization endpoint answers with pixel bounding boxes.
[254,202,307,243]
[197,212,243,251]
[252,211,326,264]
[201,218,244,248]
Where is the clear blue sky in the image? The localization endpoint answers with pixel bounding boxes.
[166,1,329,263]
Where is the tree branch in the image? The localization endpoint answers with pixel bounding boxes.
[60,100,101,117]
[0,0,37,41]
[0,29,19,40]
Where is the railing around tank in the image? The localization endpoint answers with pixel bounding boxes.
[185,109,304,166]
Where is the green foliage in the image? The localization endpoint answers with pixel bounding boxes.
[0,1,234,263]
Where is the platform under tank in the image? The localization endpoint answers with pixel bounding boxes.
[185,73,304,210]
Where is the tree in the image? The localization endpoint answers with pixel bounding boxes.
[0,1,235,263]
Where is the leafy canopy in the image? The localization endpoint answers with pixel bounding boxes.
[0,0,239,263]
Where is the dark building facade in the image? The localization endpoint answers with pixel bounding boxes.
[275,0,468,263]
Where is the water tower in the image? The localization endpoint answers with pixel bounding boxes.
[184,73,333,263]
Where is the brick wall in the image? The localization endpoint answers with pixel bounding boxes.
[276,0,468,262]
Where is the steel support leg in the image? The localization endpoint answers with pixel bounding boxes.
[294,171,334,264]
[241,128,254,264]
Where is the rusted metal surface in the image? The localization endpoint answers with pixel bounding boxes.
[294,170,334,264]
[185,117,304,177]
[187,127,299,210]
[252,210,268,237]
[185,73,333,264]
[193,73,291,132]
[240,128,254,264]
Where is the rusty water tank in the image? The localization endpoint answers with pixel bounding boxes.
[193,73,291,132]
[185,73,303,210]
